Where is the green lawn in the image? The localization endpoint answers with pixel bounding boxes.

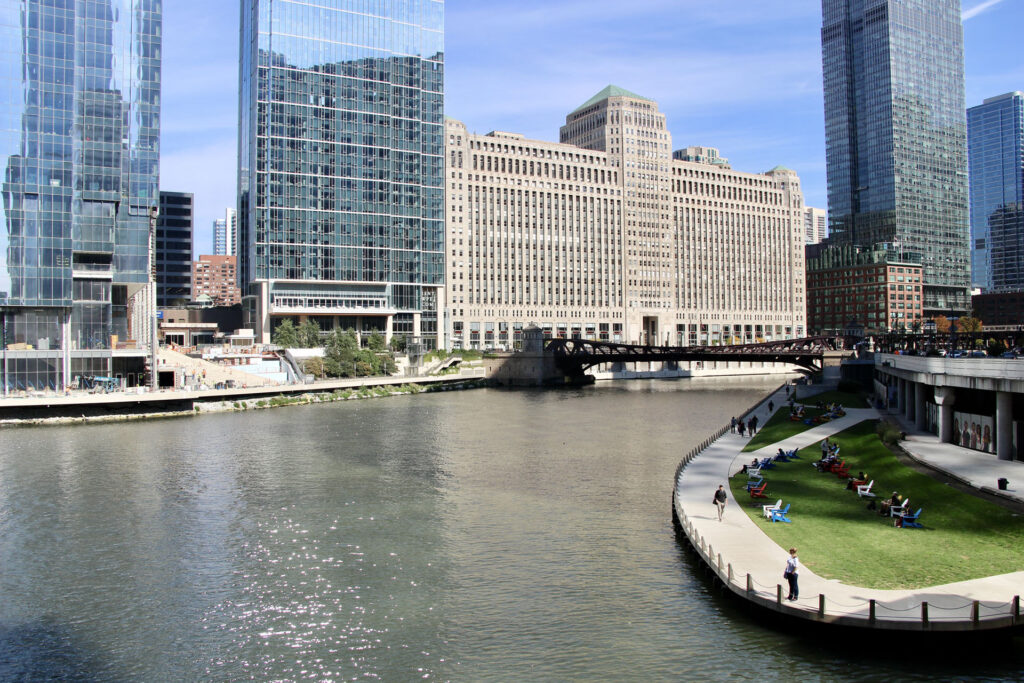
[730,420,1024,589]
[796,390,869,408]
[742,407,825,452]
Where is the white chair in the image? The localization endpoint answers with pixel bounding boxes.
[889,498,909,517]
[763,499,783,518]
[747,467,761,479]
[857,480,876,498]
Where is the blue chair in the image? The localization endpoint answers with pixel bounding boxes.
[787,449,800,459]
[900,508,923,528]
[760,457,776,470]
[769,503,791,523]
[745,477,764,492]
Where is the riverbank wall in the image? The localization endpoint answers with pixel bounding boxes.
[0,370,487,427]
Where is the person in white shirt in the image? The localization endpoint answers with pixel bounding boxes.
[784,548,799,600]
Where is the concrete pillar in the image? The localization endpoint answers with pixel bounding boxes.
[896,378,905,412]
[915,382,927,431]
[905,380,915,421]
[384,315,394,346]
[997,391,1013,461]
[935,387,955,443]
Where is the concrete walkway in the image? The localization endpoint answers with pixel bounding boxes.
[674,386,1024,629]
[883,409,1024,505]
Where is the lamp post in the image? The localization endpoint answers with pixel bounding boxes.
[149,205,159,390]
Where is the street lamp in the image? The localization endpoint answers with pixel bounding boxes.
[149,205,159,390]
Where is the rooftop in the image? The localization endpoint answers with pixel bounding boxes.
[571,85,652,114]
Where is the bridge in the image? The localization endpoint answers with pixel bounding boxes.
[545,336,842,380]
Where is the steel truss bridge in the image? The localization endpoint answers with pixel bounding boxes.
[545,336,842,378]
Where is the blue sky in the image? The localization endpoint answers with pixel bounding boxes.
[160,0,1024,257]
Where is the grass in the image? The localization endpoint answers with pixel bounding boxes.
[796,390,869,408]
[742,407,825,452]
[730,420,1024,589]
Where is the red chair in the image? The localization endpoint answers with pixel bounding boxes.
[749,482,768,499]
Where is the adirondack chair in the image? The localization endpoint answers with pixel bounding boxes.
[769,503,792,523]
[786,449,800,459]
[759,457,776,470]
[857,480,876,497]
[745,477,764,492]
[746,467,762,479]
[899,508,923,528]
[829,459,846,474]
[762,499,783,518]
[889,498,910,517]
[749,482,768,499]
[835,462,850,478]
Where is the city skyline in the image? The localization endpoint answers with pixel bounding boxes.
[161,0,1024,257]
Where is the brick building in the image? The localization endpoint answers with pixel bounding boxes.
[192,255,240,306]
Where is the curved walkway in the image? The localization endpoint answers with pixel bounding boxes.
[674,386,1024,631]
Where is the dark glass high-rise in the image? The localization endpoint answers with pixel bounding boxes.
[821,0,969,317]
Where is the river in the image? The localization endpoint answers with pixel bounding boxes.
[0,377,1021,681]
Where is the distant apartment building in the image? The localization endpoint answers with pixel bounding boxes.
[672,146,730,168]
[213,207,237,256]
[444,86,806,350]
[804,207,827,244]
[156,191,193,308]
[192,255,240,306]
[968,92,1024,292]
[806,243,923,335]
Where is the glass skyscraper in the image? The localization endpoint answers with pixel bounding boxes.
[968,92,1024,293]
[1,0,161,392]
[821,0,970,317]
[238,0,444,347]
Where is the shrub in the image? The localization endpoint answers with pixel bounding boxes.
[876,419,902,445]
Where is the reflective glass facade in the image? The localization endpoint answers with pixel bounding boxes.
[238,0,444,344]
[968,92,1024,293]
[1,0,160,391]
[822,0,969,316]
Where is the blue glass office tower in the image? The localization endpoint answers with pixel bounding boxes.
[1,0,161,392]
[968,92,1024,293]
[821,0,970,317]
[238,0,444,347]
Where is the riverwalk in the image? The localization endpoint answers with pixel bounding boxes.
[673,386,1024,631]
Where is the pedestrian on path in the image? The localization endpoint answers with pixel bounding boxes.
[768,400,774,413]
[713,485,728,521]
[751,415,759,434]
[730,416,737,433]
[747,417,755,436]
[738,420,746,437]
[784,548,799,600]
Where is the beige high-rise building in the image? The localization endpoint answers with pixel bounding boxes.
[444,86,806,350]
[804,206,827,244]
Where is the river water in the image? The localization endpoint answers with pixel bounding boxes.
[1,377,1021,681]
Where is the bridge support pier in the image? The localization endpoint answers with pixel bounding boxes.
[935,387,956,444]
[915,382,927,431]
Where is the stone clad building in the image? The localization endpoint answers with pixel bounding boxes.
[444,86,806,350]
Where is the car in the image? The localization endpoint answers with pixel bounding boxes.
[1001,351,1020,359]
[948,350,966,358]
[968,350,987,358]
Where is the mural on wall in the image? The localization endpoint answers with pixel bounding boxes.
[952,411,994,454]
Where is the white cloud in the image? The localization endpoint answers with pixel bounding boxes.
[962,0,1007,20]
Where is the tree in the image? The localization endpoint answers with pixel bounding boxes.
[956,316,983,333]
[272,319,299,348]
[298,320,322,348]
[367,330,386,352]
[323,328,359,377]
[302,356,325,379]
[389,334,407,353]
[932,315,951,334]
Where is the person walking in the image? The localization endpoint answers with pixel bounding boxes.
[713,485,728,522]
[746,417,754,436]
[768,400,774,413]
[751,415,759,435]
[730,416,737,433]
[784,548,799,600]
[737,420,746,437]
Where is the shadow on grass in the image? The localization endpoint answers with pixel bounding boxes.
[731,419,1024,589]
[742,408,825,452]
